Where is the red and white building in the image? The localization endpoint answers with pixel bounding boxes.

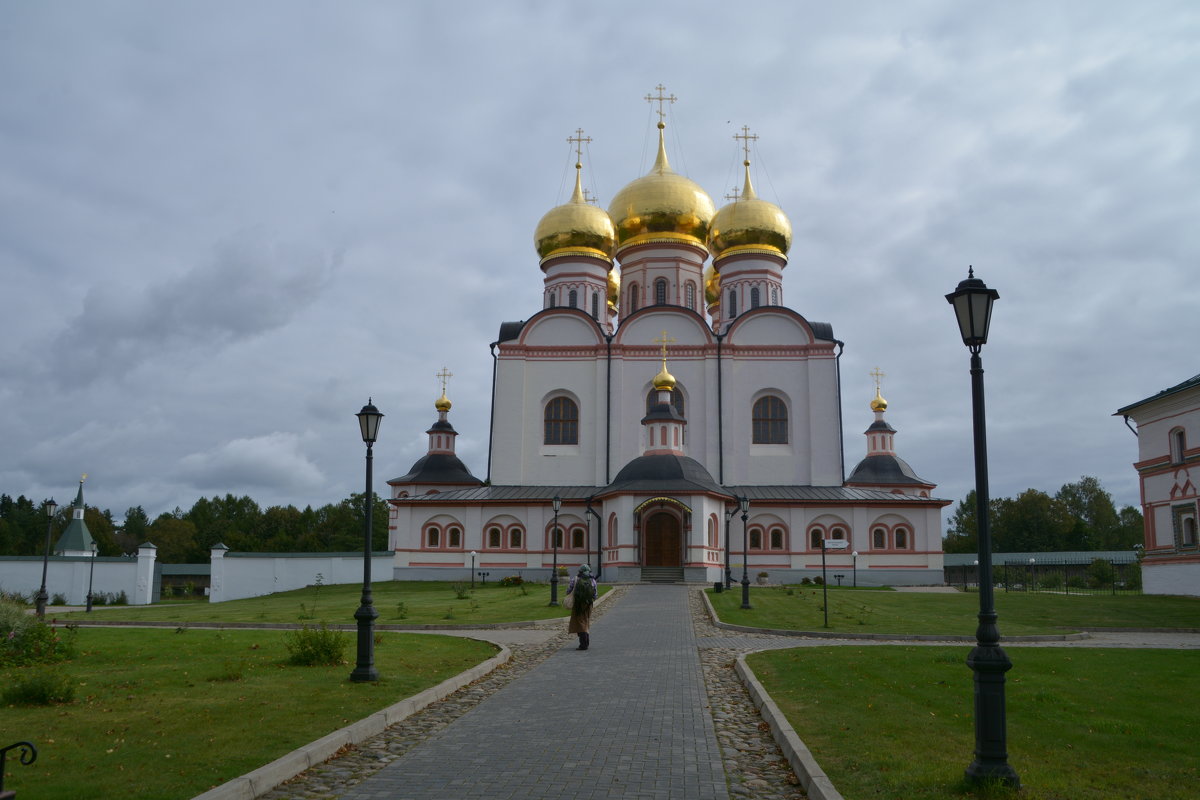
[1117,374,1200,596]
[386,108,948,585]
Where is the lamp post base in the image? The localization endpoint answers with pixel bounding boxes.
[964,643,1019,788]
[549,574,560,607]
[740,576,752,610]
[349,602,379,683]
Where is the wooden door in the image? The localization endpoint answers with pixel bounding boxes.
[644,513,680,566]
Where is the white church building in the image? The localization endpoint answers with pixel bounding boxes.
[387,101,948,586]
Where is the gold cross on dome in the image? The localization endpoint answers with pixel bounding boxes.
[436,367,453,394]
[567,128,592,164]
[653,330,676,362]
[870,366,885,391]
[645,84,676,124]
[734,125,758,162]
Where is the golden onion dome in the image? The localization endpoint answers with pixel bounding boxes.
[870,387,887,412]
[653,362,677,392]
[608,123,715,253]
[435,391,452,412]
[708,160,792,260]
[534,163,616,264]
[702,264,720,307]
[607,268,620,311]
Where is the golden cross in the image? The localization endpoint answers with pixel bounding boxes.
[870,367,885,391]
[653,330,676,362]
[733,125,758,162]
[567,128,592,165]
[583,188,598,205]
[645,84,676,124]
[436,367,453,395]
[81,473,87,483]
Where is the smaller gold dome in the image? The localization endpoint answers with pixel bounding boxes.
[607,268,621,311]
[708,160,792,260]
[653,363,677,391]
[534,163,616,263]
[702,264,720,307]
[435,391,452,412]
[870,387,887,412]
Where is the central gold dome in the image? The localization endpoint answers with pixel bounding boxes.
[708,160,792,260]
[608,123,715,253]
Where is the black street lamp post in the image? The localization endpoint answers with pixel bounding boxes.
[350,399,383,683]
[549,496,561,606]
[585,499,601,580]
[86,541,97,613]
[724,505,736,591]
[470,551,477,590]
[851,550,858,588]
[739,496,752,610]
[947,269,1019,788]
[35,499,57,618]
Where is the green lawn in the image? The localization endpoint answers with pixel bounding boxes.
[709,586,1200,635]
[2,627,496,800]
[749,646,1199,799]
[55,580,603,626]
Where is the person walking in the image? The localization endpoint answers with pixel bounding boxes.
[566,563,597,650]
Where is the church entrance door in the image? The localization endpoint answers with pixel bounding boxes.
[644,512,681,567]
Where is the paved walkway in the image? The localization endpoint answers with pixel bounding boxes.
[339,585,728,800]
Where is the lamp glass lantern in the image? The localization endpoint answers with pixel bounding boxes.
[357,400,383,444]
[945,268,999,349]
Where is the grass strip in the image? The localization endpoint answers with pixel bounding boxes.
[748,646,1198,800]
[1,627,495,800]
[709,587,1200,635]
[55,580,606,626]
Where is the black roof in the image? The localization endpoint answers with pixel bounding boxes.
[601,454,729,497]
[1115,373,1200,416]
[388,453,483,487]
[845,454,932,487]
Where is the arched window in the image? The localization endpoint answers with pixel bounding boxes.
[872,527,886,549]
[607,514,618,547]
[750,287,761,308]
[749,528,763,550]
[630,284,640,312]
[544,396,579,445]
[591,292,600,319]
[1171,428,1187,464]
[548,293,556,308]
[708,516,717,548]
[447,527,462,548]
[894,528,909,549]
[487,526,502,548]
[771,286,778,305]
[655,278,668,305]
[510,527,524,549]
[769,527,784,550]
[752,395,788,444]
[728,289,738,318]
[1184,516,1197,546]
[426,527,440,548]
[685,282,696,310]
[830,525,847,544]
[571,528,585,549]
[810,528,823,550]
[568,289,578,308]
[552,526,564,549]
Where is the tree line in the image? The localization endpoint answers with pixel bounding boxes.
[942,476,1143,554]
[0,492,390,564]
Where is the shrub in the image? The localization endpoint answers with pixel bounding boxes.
[51,592,68,605]
[800,577,813,585]
[2,669,76,705]
[499,575,524,587]
[283,623,348,666]
[452,583,471,600]
[395,601,409,619]
[1067,575,1087,590]
[1038,572,1064,590]
[0,601,77,666]
[114,590,128,605]
[1087,559,1116,589]
[813,576,824,585]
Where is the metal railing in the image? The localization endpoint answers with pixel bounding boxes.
[947,557,1142,595]
[0,741,37,798]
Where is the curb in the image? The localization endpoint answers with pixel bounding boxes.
[735,652,844,800]
[190,640,512,800]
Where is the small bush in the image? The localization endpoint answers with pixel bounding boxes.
[499,575,524,587]
[800,577,813,585]
[1038,572,1064,590]
[0,602,77,666]
[452,583,471,600]
[813,576,824,585]
[113,590,128,606]
[284,623,348,666]
[3,669,76,705]
[395,601,409,619]
[1087,559,1116,589]
[51,592,68,605]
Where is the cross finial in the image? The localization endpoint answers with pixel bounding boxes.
[653,329,676,362]
[734,125,758,162]
[583,187,598,205]
[81,473,87,483]
[436,367,453,395]
[870,367,885,392]
[567,128,592,165]
[645,84,676,125]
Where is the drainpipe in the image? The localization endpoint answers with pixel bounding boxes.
[834,339,845,482]
[716,331,726,484]
[486,342,499,483]
[605,333,614,483]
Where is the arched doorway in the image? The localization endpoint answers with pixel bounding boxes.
[643,512,682,566]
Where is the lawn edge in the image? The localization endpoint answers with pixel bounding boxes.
[190,638,512,800]
[735,651,845,800]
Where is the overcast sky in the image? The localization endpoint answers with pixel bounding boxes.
[2,1,1196,526]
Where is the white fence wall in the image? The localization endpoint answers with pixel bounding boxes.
[209,548,393,603]
[0,545,159,605]
[1143,562,1200,597]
